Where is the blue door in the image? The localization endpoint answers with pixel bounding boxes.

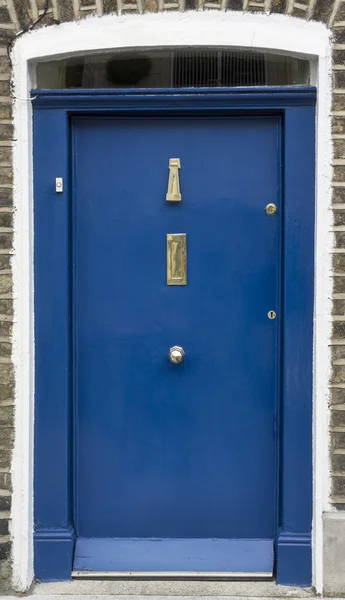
[72,115,280,575]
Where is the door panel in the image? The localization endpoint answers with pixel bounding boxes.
[73,116,280,572]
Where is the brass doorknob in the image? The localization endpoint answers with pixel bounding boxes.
[168,346,185,364]
[266,203,277,215]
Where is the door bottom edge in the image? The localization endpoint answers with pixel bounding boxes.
[72,571,274,581]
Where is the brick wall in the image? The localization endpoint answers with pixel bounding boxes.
[0,0,342,591]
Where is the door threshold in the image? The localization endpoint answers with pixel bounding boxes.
[72,571,274,581]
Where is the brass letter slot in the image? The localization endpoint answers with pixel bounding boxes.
[167,234,187,285]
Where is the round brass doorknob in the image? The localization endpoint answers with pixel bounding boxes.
[168,346,185,364]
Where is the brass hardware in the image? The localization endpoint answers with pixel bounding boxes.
[168,346,185,364]
[166,158,181,202]
[268,310,276,320]
[266,203,277,216]
[167,233,187,285]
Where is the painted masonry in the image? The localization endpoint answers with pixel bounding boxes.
[0,0,344,593]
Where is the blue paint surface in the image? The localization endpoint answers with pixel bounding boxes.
[32,88,315,584]
[73,116,280,568]
[276,534,311,586]
[74,537,273,572]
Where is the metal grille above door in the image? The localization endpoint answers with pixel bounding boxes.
[172,50,266,87]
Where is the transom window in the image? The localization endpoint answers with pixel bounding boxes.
[35,48,311,89]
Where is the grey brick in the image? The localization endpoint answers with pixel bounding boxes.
[0,519,9,536]
[333,300,345,315]
[0,213,12,229]
[12,0,32,28]
[330,387,345,406]
[331,409,345,428]
[333,71,345,89]
[331,346,345,361]
[0,124,13,142]
[0,7,12,22]
[333,276,345,294]
[0,406,13,426]
[0,188,12,209]
[333,210,345,226]
[56,0,75,20]
[333,51,345,66]
[0,365,14,387]
[0,234,12,250]
[334,1,345,22]
[0,30,15,44]
[334,3,345,23]
[0,257,10,272]
[313,0,334,23]
[333,187,345,203]
[0,427,14,446]
[334,138,345,159]
[333,166,345,182]
[0,58,10,78]
[142,0,158,10]
[332,431,345,449]
[0,557,11,585]
[0,301,13,317]
[0,149,11,165]
[332,364,345,383]
[0,542,10,561]
[334,232,345,248]
[0,496,10,512]
[0,105,11,121]
[0,342,11,358]
[103,0,118,12]
[0,82,11,97]
[333,476,345,495]
[0,472,11,491]
[0,322,12,339]
[0,275,11,296]
[332,453,345,472]
[227,0,242,8]
[0,384,14,406]
[291,6,307,18]
[182,0,195,8]
[79,8,97,17]
[38,14,57,26]
[333,28,345,45]
[333,116,345,135]
[247,4,265,12]
[0,168,12,188]
[333,321,345,338]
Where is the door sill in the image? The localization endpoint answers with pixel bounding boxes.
[72,571,273,580]
[73,537,274,574]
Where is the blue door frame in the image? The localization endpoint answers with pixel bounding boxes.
[32,87,316,587]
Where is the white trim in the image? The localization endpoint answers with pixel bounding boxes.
[10,10,332,594]
[312,22,333,597]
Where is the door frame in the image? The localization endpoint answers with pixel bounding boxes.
[32,87,315,586]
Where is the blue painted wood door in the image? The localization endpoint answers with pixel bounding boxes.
[72,115,280,574]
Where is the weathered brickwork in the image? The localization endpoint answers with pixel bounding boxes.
[332,0,345,508]
[0,0,342,590]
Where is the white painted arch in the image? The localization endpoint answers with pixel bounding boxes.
[11,10,332,593]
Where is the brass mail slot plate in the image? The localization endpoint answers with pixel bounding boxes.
[167,233,187,286]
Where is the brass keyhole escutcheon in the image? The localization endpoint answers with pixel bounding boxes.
[266,203,277,216]
[268,310,276,320]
